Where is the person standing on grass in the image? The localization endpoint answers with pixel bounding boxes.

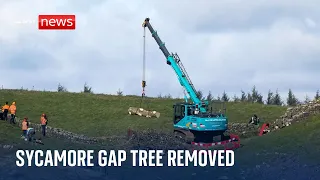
[21,117,29,140]
[9,101,16,124]
[40,114,48,137]
[1,102,9,121]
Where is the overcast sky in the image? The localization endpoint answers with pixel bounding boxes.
[0,0,319,102]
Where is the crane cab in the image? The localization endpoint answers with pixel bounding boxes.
[173,102,228,143]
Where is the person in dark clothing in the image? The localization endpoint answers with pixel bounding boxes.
[3,109,8,121]
[1,102,9,121]
[248,114,259,125]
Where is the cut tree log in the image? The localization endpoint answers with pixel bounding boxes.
[128,107,160,118]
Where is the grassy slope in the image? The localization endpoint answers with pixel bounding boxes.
[238,114,320,164]
[0,89,286,137]
[0,121,22,144]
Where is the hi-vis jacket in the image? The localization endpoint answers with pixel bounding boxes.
[9,103,16,115]
[1,104,9,112]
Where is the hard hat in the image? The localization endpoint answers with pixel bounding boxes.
[12,102,16,105]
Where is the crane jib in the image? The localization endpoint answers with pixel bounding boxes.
[143,18,206,112]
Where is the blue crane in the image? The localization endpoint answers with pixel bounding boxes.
[142,18,228,143]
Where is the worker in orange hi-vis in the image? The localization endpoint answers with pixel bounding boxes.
[9,102,17,124]
[21,117,29,140]
[1,102,9,121]
[40,114,48,137]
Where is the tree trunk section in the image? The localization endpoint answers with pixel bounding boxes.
[128,107,160,118]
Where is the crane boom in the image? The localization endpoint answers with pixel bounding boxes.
[142,18,207,112]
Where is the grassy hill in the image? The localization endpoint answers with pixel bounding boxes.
[0,89,287,137]
[1,89,320,162]
[0,121,21,144]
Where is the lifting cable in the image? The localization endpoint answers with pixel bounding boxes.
[136,26,151,115]
[142,26,146,97]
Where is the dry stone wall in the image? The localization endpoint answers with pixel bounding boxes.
[272,100,320,130]
[228,99,320,136]
[228,123,259,138]
[14,118,100,144]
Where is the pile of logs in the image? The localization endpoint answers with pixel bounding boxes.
[128,107,160,118]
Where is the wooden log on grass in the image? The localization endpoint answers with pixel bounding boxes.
[128,107,160,118]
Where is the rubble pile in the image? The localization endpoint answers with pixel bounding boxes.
[271,100,320,130]
[228,123,259,137]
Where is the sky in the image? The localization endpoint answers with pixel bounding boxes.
[0,0,320,102]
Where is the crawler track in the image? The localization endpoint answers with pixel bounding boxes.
[191,134,241,150]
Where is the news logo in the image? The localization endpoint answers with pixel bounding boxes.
[38,15,76,30]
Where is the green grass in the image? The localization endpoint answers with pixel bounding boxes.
[0,89,286,137]
[0,121,22,144]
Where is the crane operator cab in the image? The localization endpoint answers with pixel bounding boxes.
[173,102,228,143]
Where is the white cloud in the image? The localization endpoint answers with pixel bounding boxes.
[0,0,320,101]
[305,18,317,28]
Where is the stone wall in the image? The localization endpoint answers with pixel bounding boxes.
[228,99,320,136]
[14,118,100,144]
[228,123,259,138]
[272,100,320,130]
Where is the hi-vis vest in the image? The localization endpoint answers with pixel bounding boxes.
[2,104,9,110]
[2,105,9,112]
[22,121,28,130]
[9,105,16,115]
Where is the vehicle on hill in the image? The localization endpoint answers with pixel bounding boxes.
[142,18,231,144]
